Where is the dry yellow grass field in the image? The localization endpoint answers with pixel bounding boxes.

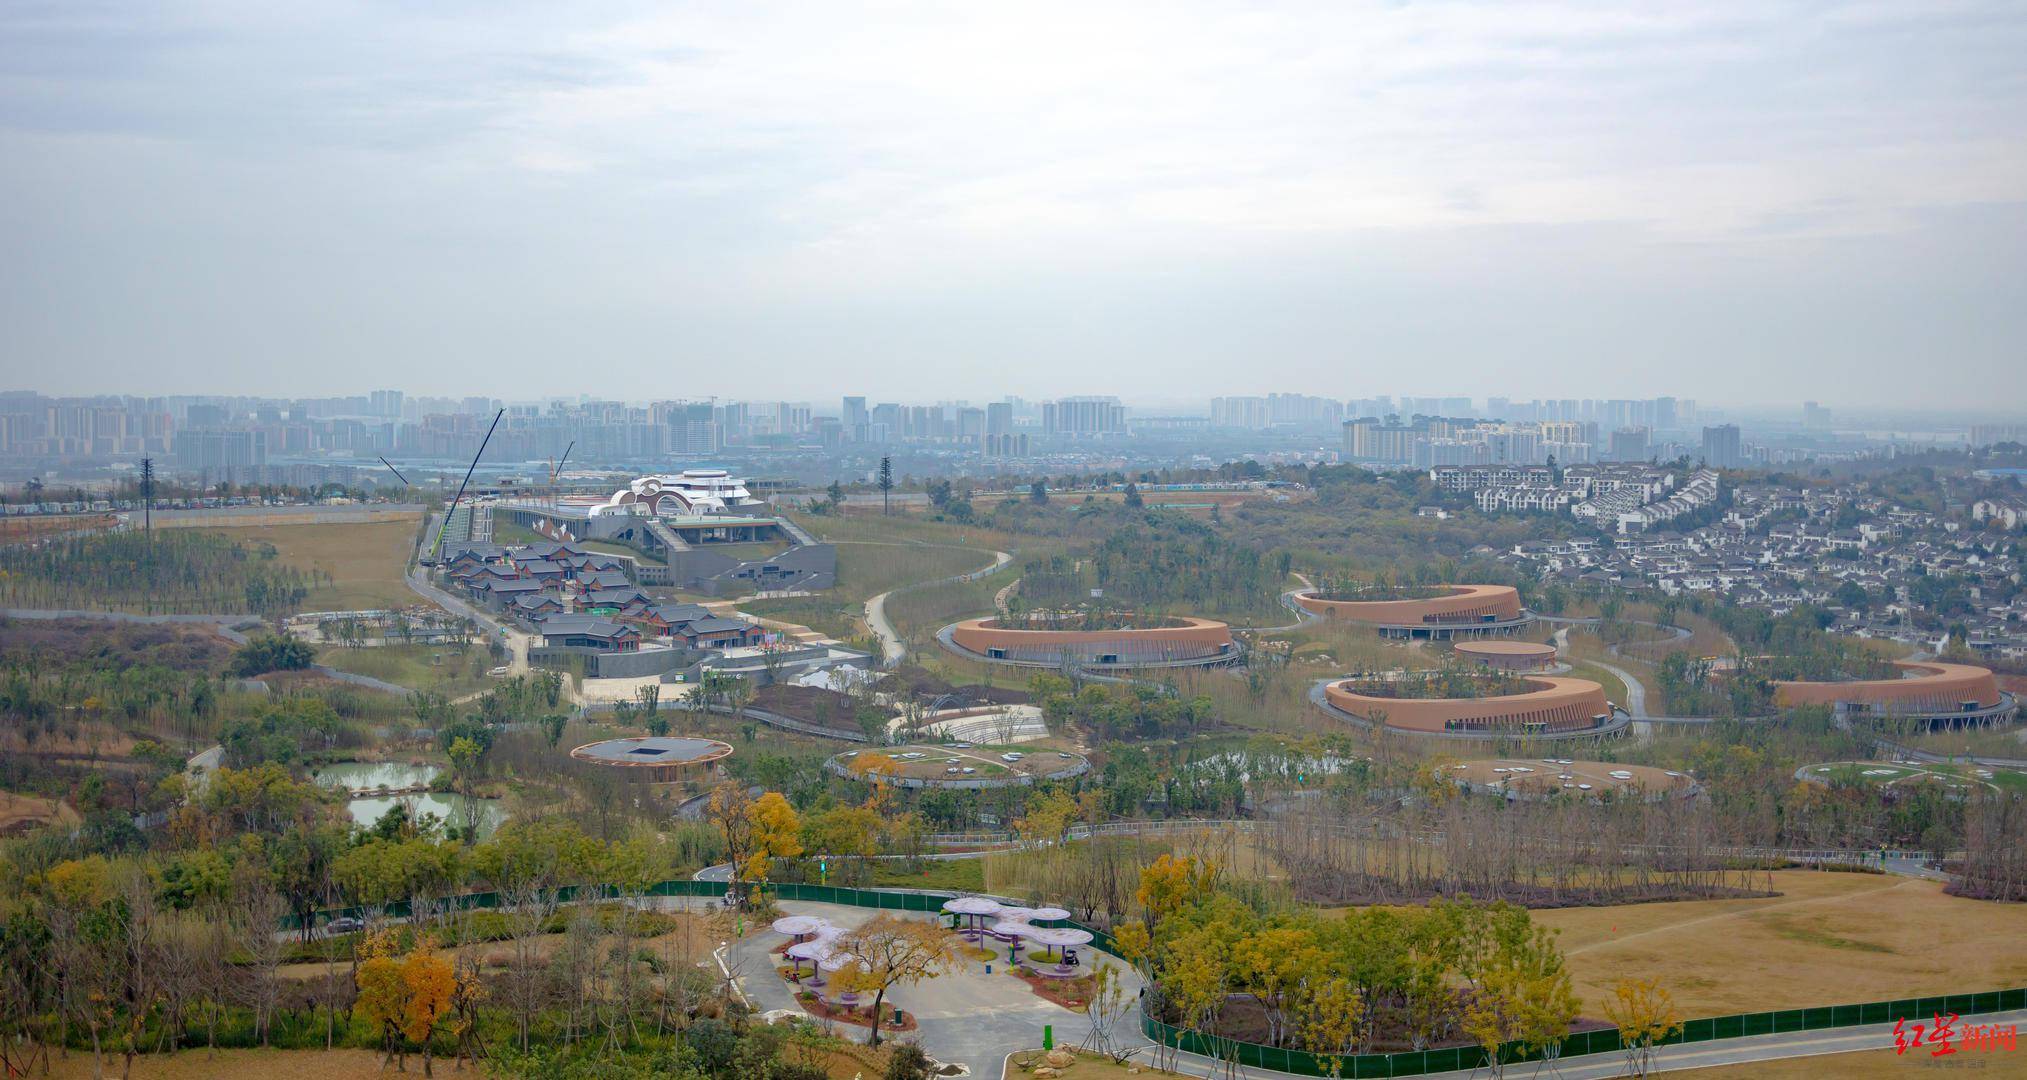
[1537,869,2027,1016]
[212,519,423,611]
[42,1048,391,1080]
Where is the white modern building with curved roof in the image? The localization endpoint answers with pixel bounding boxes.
[594,469,762,517]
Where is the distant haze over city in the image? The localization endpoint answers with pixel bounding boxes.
[4,3,2025,406]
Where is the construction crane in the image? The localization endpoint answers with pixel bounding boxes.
[427,408,503,562]
[549,440,573,510]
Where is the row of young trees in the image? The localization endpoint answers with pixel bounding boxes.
[0,530,316,617]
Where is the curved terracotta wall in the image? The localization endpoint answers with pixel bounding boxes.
[1775,661,2002,712]
[949,616,1235,663]
[1455,640,1558,671]
[1324,676,1610,734]
[1295,584,1523,625]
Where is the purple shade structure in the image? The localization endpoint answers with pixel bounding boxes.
[1026,926,1094,973]
[772,915,828,940]
[993,905,1037,922]
[942,895,1004,940]
[1026,906,1071,923]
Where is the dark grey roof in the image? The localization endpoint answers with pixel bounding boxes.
[683,617,753,634]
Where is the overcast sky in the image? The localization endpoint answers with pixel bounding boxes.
[3,1,2024,409]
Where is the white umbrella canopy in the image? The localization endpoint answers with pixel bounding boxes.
[988,919,1038,939]
[1026,906,1071,922]
[993,905,1037,922]
[785,940,833,962]
[941,896,1003,916]
[772,915,829,937]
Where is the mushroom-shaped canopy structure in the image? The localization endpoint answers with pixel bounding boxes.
[993,905,1036,922]
[941,896,1003,916]
[1028,927,1094,949]
[1026,906,1071,923]
[988,919,1039,940]
[785,940,833,963]
[817,949,859,973]
[772,915,828,937]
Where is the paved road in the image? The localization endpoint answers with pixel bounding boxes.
[1554,626,1652,718]
[863,547,1012,667]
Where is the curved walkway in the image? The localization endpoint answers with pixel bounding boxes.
[863,547,1012,667]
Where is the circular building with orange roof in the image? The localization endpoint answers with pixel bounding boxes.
[1454,639,1558,671]
[1312,673,1622,739]
[940,614,1238,670]
[1293,584,1531,639]
[1775,661,2015,726]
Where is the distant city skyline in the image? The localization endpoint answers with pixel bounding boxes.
[4,3,2025,407]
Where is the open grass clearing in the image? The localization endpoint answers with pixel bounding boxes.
[214,519,424,612]
[1534,869,2027,1017]
[313,641,495,696]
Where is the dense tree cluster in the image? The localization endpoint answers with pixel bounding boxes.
[0,530,315,617]
[1117,854,1578,1069]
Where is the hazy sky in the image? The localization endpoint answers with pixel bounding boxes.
[3,1,2024,408]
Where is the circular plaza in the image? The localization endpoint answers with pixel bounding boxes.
[824,744,1090,789]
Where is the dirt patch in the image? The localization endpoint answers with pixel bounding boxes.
[753,683,866,732]
[0,789,78,835]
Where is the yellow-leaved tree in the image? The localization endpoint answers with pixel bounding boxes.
[1604,976,1682,1078]
[742,791,804,898]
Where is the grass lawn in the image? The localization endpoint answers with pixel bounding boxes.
[868,858,986,892]
[1535,869,2027,1017]
[215,519,424,612]
[1565,659,1631,708]
[314,641,495,696]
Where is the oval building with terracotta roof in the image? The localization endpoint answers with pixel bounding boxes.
[1454,639,1558,671]
[1775,661,2015,725]
[1294,584,1531,639]
[1317,675,1617,737]
[941,615,1238,669]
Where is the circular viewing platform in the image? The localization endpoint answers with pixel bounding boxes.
[569,736,734,781]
